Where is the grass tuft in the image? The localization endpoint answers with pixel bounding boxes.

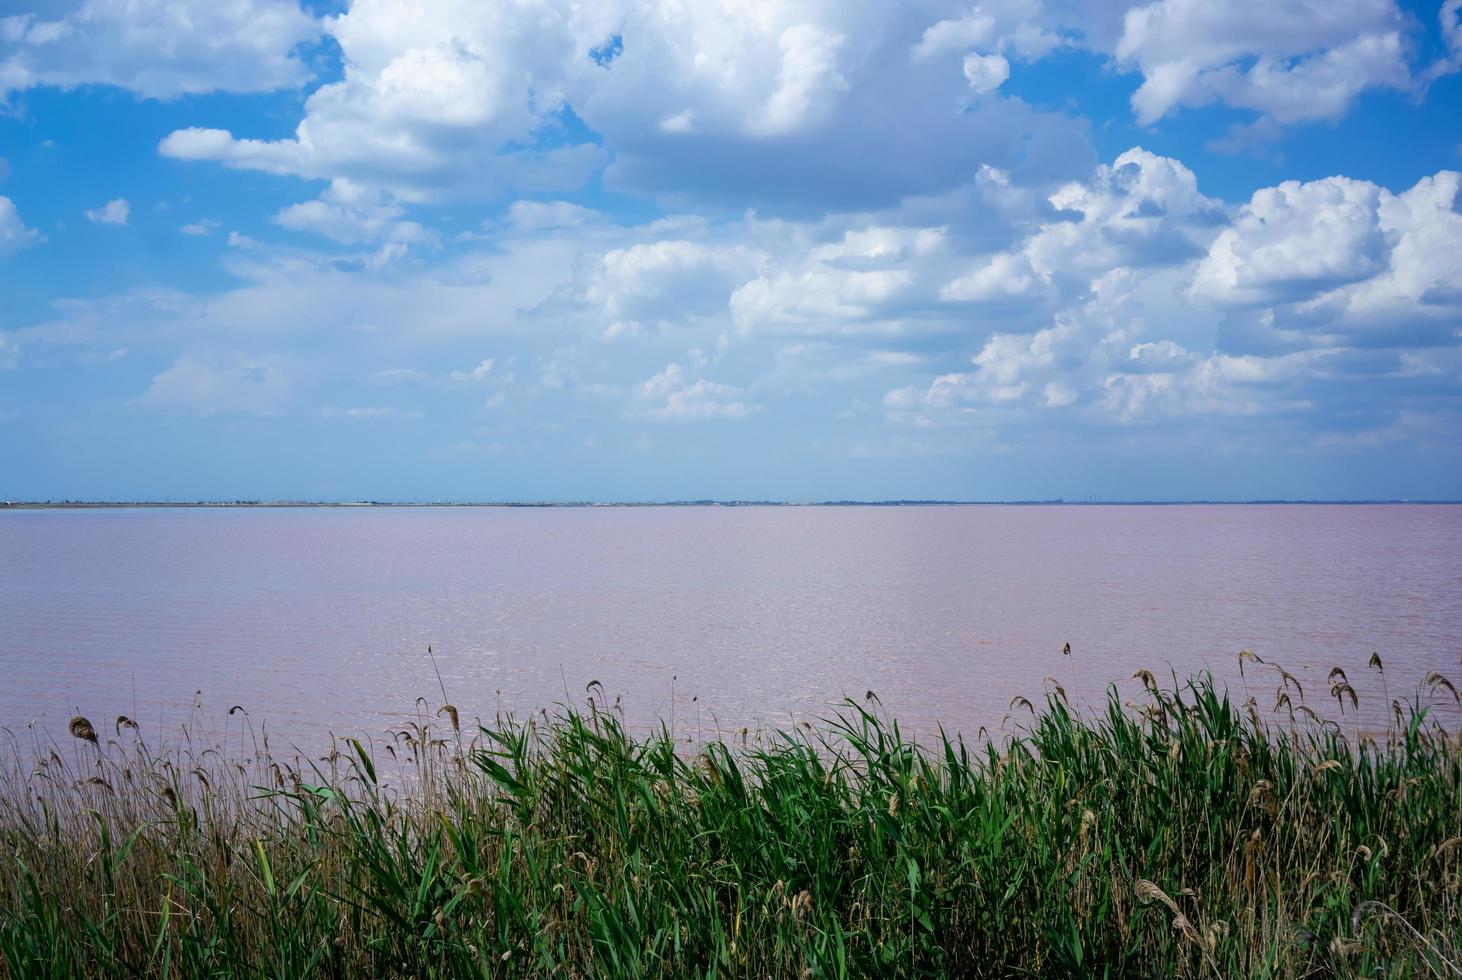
[3,669,1461,977]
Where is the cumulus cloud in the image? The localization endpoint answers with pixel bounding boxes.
[588,239,765,338]
[636,362,759,419]
[885,319,1090,420]
[579,2,1092,208]
[884,157,1462,436]
[940,148,1224,321]
[941,251,1039,302]
[1114,0,1410,126]
[84,197,129,225]
[912,0,1064,62]
[1097,347,1349,423]
[962,52,1010,93]
[12,30,1462,480]
[1193,169,1462,347]
[0,196,41,255]
[273,179,434,247]
[1125,339,1198,373]
[1190,177,1388,307]
[732,226,949,336]
[155,0,614,202]
[158,0,1092,209]
[883,312,1335,429]
[0,0,321,99]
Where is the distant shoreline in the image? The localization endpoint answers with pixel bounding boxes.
[4,498,1459,509]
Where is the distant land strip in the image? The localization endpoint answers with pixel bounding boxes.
[4,499,1459,509]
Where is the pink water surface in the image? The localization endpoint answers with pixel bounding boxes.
[3,505,1459,750]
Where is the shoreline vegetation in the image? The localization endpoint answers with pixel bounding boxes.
[3,669,1461,977]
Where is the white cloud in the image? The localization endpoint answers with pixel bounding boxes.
[962,52,1010,93]
[636,362,759,419]
[448,358,495,383]
[745,24,848,137]
[589,239,765,337]
[138,353,288,415]
[1439,0,1462,76]
[0,196,41,255]
[1191,170,1462,346]
[179,218,221,236]
[370,367,429,385]
[273,179,433,247]
[912,0,1064,62]
[1114,0,1409,126]
[505,200,602,232]
[941,250,1039,301]
[1029,148,1223,271]
[157,127,236,159]
[84,198,129,225]
[882,156,1462,436]
[882,311,1334,428]
[1190,176,1388,306]
[941,147,1223,316]
[732,226,949,336]
[318,406,423,420]
[18,114,1462,466]
[1125,339,1197,373]
[1278,171,1462,339]
[1098,350,1325,422]
[155,0,614,202]
[1,0,321,99]
[158,0,1092,208]
[658,109,696,134]
[889,320,1086,415]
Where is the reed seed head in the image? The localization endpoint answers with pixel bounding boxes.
[68,716,97,744]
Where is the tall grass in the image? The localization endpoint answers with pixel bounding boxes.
[2,665,1460,977]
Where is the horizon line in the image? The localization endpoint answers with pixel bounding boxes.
[5,498,1461,509]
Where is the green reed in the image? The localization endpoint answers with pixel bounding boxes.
[2,664,1460,978]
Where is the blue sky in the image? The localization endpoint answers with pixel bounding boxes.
[1,0,1460,501]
